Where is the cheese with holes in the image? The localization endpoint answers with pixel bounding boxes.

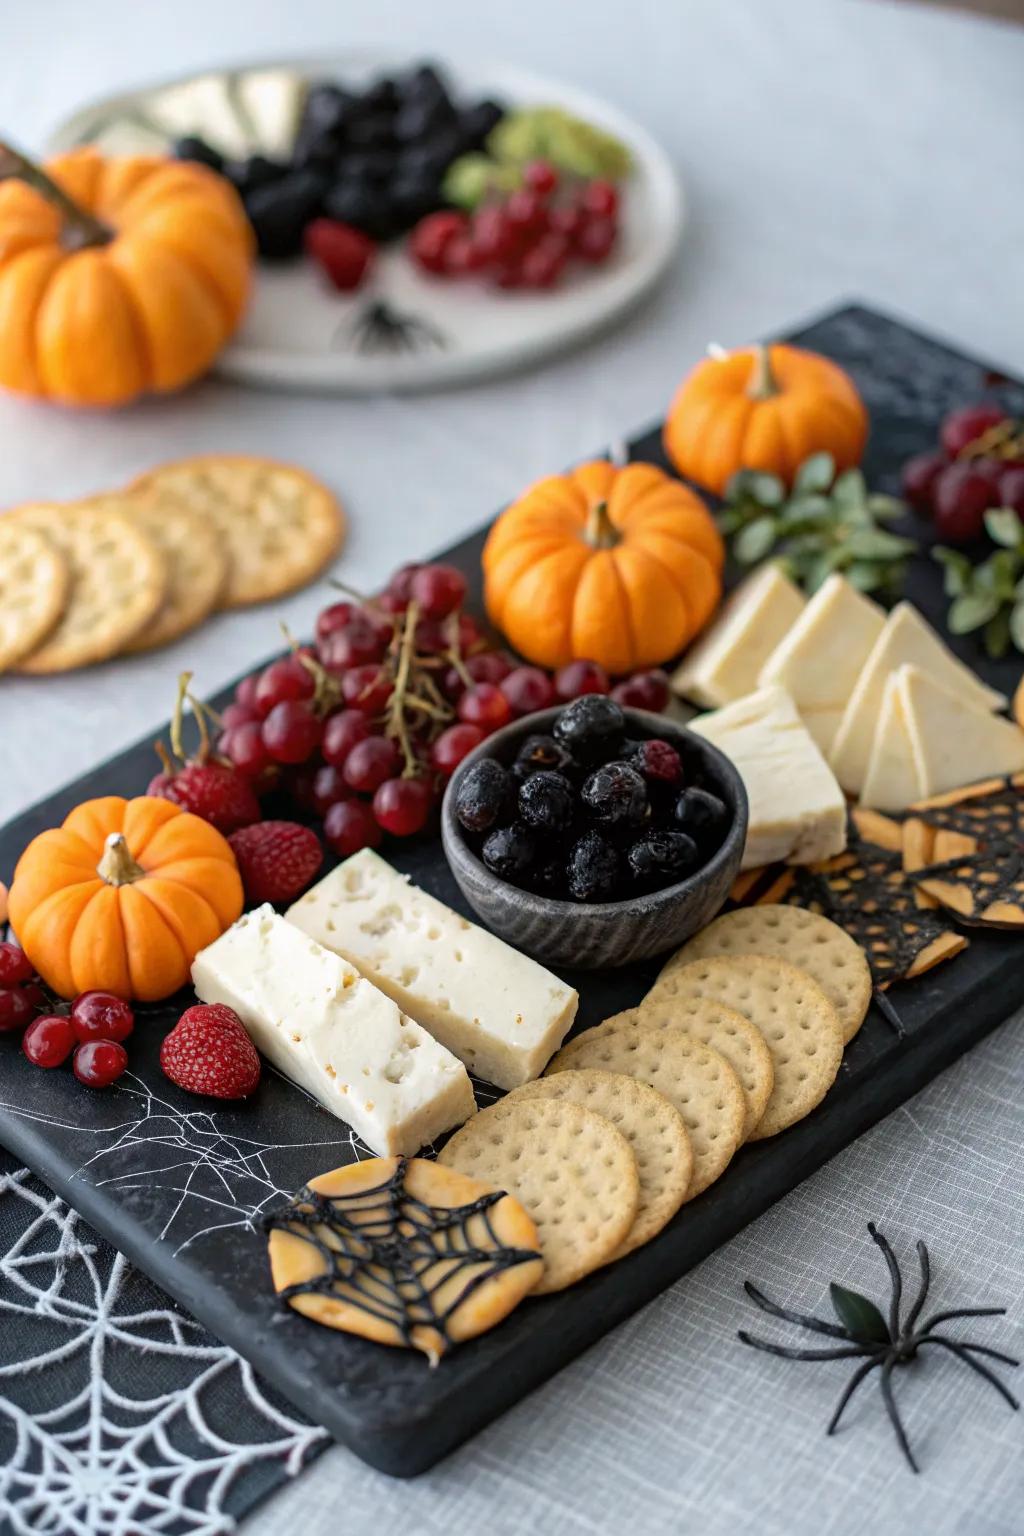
[191,906,475,1157]
[671,563,806,709]
[690,686,847,869]
[286,850,579,1090]
[758,574,886,753]
[860,672,924,812]
[830,602,1008,796]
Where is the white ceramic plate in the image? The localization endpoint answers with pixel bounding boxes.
[49,53,684,395]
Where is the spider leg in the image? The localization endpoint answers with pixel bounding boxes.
[919,1306,1007,1333]
[743,1280,853,1340]
[868,1223,903,1338]
[880,1355,919,1473]
[919,1338,1021,1410]
[738,1330,875,1362]
[903,1240,931,1333]
[951,1341,1020,1369]
[827,1356,882,1436]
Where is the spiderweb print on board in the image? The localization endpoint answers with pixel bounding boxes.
[0,1155,328,1536]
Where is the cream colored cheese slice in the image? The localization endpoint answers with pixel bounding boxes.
[860,673,925,812]
[671,563,806,709]
[898,665,1024,800]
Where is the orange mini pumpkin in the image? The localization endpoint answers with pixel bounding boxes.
[483,460,724,674]
[0,143,253,407]
[664,343,868,497]
[8,795,243,1002]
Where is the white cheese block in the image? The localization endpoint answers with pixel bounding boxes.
[829,602,1008,796]
[286,850,579,1090]
[237,70,307,158]
[860,673,925,812]
[758,574,886,755]
[689,685,848,869]
[898,666,1024,800]
[671,564,806,709]
[191,906,475,1157]
[152,75,256,160]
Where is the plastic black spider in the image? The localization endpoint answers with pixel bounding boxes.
[738,1222,1019,1472]
[335,301,447,357]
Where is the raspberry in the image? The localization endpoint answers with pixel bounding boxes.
[227,821,323,905]
[147,761,260,834]
[160,1003,261,1100]
[304,218,376,291]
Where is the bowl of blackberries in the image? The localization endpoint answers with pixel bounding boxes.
[441,696,747,970]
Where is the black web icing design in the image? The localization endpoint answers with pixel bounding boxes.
[905,777,1024,923]
[265,1158,540,1358]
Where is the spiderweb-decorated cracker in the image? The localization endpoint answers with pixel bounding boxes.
[902,775,1024,928]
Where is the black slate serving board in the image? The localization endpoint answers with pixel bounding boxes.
[2,303,1023,1477]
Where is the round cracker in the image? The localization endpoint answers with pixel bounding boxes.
[508,1070,692,1260]
[438,1098,639,1294]
[130,455,344,608]
[596,998,774,1140]
[0,518,69,671]
[661,905,871,1044]
[650,955,844,1141]
[547,1029,745,1200]
[119,493,229,651]
[10,501,166,673]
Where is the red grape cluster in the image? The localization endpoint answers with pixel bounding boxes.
[902,404,1024,544]
[218,557,671,856]
[409,160,620,289]
[0,940,132,1088]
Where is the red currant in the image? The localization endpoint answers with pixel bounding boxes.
[940,404,1007,458]
[0,940,35,987]
[223,720,273,780]
[324,799,383,856]
[576,218,617,264]
[255,656,315,717]
[373,777,433,836]
[262,700,323,765]
[235,674,260,710]
[73,1039,128,1089]
[581,179,620,219]
[501,666,556,715]
[315,600,359,645]
[322,709,372,767]
[932,463,994,544]
[411,563,467,619]
[341,664,394,713]
[70,990,135,1044]
[410,211,468,275]
[0,986,38,1033]
[523,159,559,196]
[471,204,518,264]
[611,670,671,712]
[549,205,584,244]
[431,723,485,775]
[23,1014,76,1068]
[458,683,513,732]
[312,763,352,816]
[998,465,1024,514]
[901,450,949,511]
[555,659,611,699]
[343,736,401,793]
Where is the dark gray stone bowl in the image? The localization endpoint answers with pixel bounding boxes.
[441,706,748,971]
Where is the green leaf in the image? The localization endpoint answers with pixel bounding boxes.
[984,507,1024,549]
[793,452,835,495]
[933,546,973,597]
[832,468,868,511]
[985,608,1012,659]
[990,550,1020,600]
[949,590,1001,634]
[845,561,887,593]
[733,515,778,565]
[843,528,917,561]
[726,469,785,508]
[830,1283,890,1345]
[866,494,906,521]
[1011,601,1024,654]
[778,494,834,530]
[800,552,840,593]
[716,508,747,537]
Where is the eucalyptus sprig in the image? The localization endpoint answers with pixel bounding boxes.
[718,452,915,597]
[934,507,1024,658]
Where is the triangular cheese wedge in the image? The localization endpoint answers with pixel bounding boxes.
[758,574,886,755]
[899,665,1024,801]
[672,563,806,708]
[861,674,925,812]
[830,603,1008,796]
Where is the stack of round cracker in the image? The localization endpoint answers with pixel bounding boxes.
[0,455,345,675]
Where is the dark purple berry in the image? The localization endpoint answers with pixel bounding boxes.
[674,787,730,852]
[518,771,576,834]
[627,831,699,885]
[516,733,570,774]
[454,759,513,833]
[481,821,536,880]
[553,695,625,765]
[567,830,619,902]
[582,762,647,826]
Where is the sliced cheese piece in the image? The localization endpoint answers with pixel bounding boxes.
[151,75,256,159]
[860,673,925,812]
[238,70,307,158]
[287,850,579,1091]
[758,574,886,754]
[671,563,806,709]
[689,685,848,869]
[191,906,475,1157]
[899,665,1024,801]
[830,602,1008,796]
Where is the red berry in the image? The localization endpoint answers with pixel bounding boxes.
[235,674,260,710]
[431,723,485,774]
[549,204,584,244]
[222,720,273,780]
[521,235,569,289]
[373,777,433,836]
[160,1003,260,1100]
[611,670,671,712]
[633,739,683,786]
[147,761,261,834]
[576,218,617,264]
[0,940,35,986]
[70,991,135,1044]
[23,1014,76,1068]
[932,462,994,544]
[413,615,448,653]
[220,700,259,731]
[501,666,556,715]
[458,682,513,732]
[343,735,401,793]
[940,403,1007,458]
[304,217,375,291]
[315,600,359,645]
[997,466,1024,514]
[74,1039,128,1089]
[324,798,383,856]
[471,204,517,264]
[444,235,489,275]
[410,562,467,619]
[581,179,620,219]
[255,656,315,716]
[228,821,323,905]
[523,159,559,196]
[312,763,352,815]
[0,985,38,1033]
[322,709,372,767]
[262,700,322,765]
[505,189,547,234]
[341,664,394,713]
[554,659,610,699]
[410,210,468,274]
[901,450,949,511]
[318,616,389,672]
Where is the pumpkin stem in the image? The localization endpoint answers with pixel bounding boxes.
[584,501,620,551]
[0,137,113,251]
[97,832,145,887]
[747,343,779,401]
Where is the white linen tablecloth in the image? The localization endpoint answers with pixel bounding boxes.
[2,2,1023,1531]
